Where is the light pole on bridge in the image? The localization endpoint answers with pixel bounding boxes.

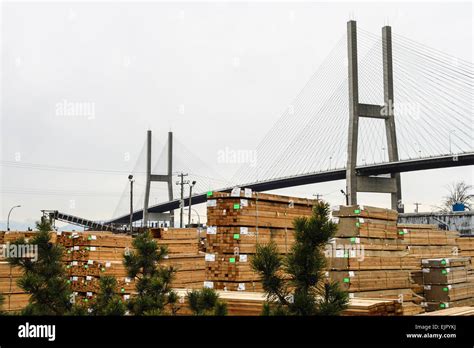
[7,205,21,231]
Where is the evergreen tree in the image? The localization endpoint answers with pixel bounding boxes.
[186,288,227,316]
[7,218,73,315]
[91,276,126,316]
[251,201,349,315]
[123,231,178,315]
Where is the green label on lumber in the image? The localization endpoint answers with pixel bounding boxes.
[355,222,360,227]
[440,303,446,308]
[67,265,70,269]
[67,250,71,254]
[84,298,88,302]
[121,288,125,293]
[398,230,405,235]
[443,287,449,292]
[67,280,71,284]
[350,237,356,243]
[442,270,447,274]
[84,265,88,269]
[88,236,92,240]
[207,191,213,197]
[233,234,240,240]
[343,278,350,283]
[234,204,240,209]
[101,268,106,272]
[354,209,361,214]
[441,259,447,265]
[85,247,89,251]
[229,258,236,263]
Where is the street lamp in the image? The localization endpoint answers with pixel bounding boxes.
[188,181,196,226]
[340,189,349,206]
[7,205,21,231]
[128,175,134,233]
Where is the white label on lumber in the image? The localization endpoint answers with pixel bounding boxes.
[72,261,78,266]
[444,303,450,308]
[424,285,431,290]
[335,250,345,258]
[163,227,168,231]
[207,199,217,207]
[124,295,130,300]
[239,254,248,262]
[106,262,111,268]
[237,283,246,291]
[164,255,169,259]
[348,271,355,277]
[203,281,214,289]
[349,293,354,299]
[240,227,249,235]
[244,188,252,198]
[445,259,450,265]
[358,218,365,224]
[73,246,80,251]
[88,260,93,265]
[87,292,93,297]
[331,217,340,224]
[125,277,131,283]
[403,228,408,234]
[240,199,248,207]
[231,187,241,197]
[207,226,217,235]
[354,238,360,244]
[359,205,365,210]
[86,276,92,281]
[72,276,78,281]
[445,268,451,273]
[205,253,216,262]
[422,259,429,264]
[422,268,430,273]
[91,235,97,240]
[90,246,96,251]
[448,285,452,290]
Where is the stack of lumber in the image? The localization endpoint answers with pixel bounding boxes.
[0,231,36,312]
[205,190,317,291]
[457,236,474,259]
[0,228,205,312]
[172,289,403,316]
[418,306,474,316]
[421,257,474,312]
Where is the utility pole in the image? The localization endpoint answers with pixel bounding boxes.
[188,181,196,226]
[176,173,189,228]
[313,193,322,200]
[128,175,134,232]
[414,202,421,213]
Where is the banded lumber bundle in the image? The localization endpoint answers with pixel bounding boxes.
[418,306,474,316]
[332,205,398,221]
[334,217,398,239]
[422,298,474,312]
[207,191,316,229]
[206,227,294,254]
[422,266,469,284]
[423,282,474,302]
[329,270,412,292]
[1,293,30,312]
[457,236,474,258]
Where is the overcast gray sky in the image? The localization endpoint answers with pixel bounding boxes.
[1,1,473,227]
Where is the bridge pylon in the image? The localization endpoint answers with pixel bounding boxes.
[346,20,403,212]
[143,130,174,227]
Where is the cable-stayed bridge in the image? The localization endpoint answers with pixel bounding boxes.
[45,21,474,228]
